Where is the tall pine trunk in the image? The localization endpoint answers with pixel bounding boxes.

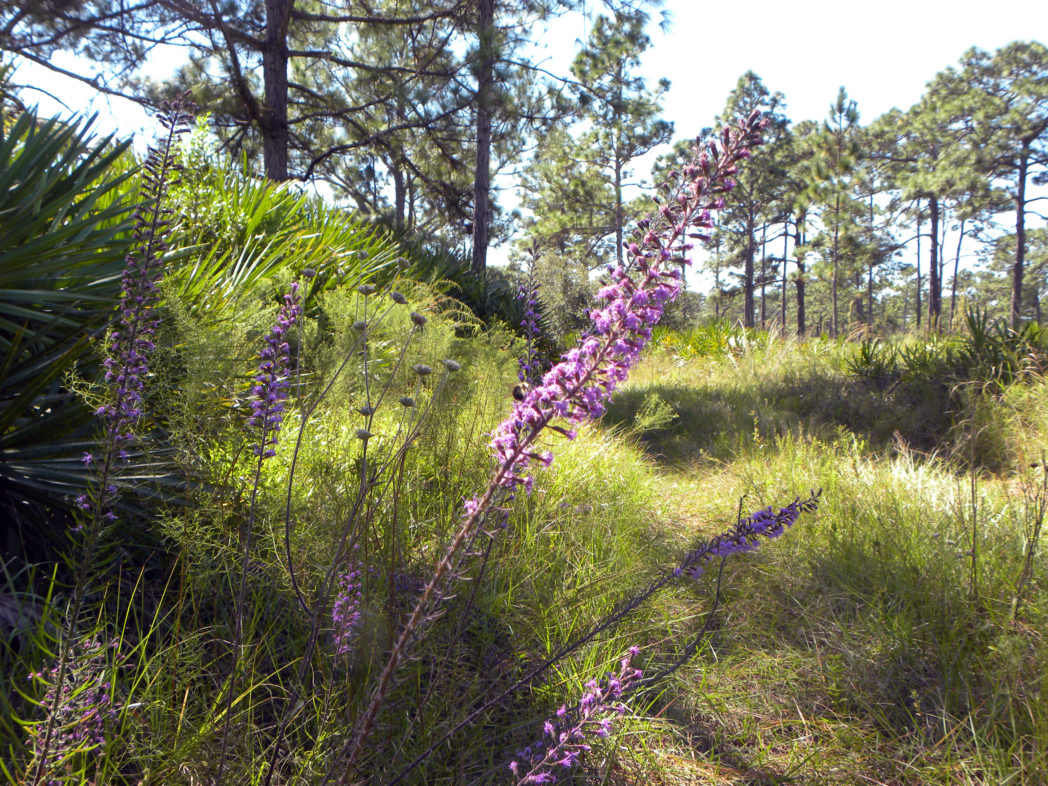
[780,217,789,331]
[831,194,840,337]
[744,212,756,328]
[471,0,496,277]
[1010,144,1029,328]
[796,226,806,337]
[950,219,966,329]
[915,211,922,329]
[262,0,292,181]
[928,195,940,329]
[759,222,767,327]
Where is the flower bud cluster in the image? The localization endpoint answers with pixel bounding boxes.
[509,647,643,784]
[247,282,302,458]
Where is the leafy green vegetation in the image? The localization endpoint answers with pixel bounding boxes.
[1,22,1047,786]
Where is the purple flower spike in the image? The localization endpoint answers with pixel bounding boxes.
[26,637,123,778]
[333,565,363,656]
[485,115,766,497]
[509,648,643,784]
[344,115,769,771]
[247,283,303,458]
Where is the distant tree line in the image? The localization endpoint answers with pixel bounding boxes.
[2,6,1045,335]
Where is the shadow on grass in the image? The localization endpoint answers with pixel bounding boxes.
[603,369,960,468]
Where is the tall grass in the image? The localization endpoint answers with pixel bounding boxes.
[605,333,1048,784]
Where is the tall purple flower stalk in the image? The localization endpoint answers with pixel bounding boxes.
[34,100,193,786]
[517,258,542,385]
[217,280,304,780]
[247,282,302,458]
[509,648,643,784]
[339,113,768,780]
[76,100,193,520]
[26,638,121,785]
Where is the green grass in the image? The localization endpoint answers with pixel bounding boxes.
[599,336,1048,785]
[5,288,1047,784]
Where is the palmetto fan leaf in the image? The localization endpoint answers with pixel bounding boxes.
[166,158,401,320]
[0,111,134,562]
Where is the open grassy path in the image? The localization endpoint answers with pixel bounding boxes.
[589,339,1048,785]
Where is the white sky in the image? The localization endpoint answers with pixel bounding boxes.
[11,0,1047,280]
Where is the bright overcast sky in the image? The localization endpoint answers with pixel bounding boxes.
[599,0,1044,132]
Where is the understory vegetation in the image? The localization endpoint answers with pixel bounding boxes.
[1,91,1046,786]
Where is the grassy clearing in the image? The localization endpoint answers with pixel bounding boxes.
[605,335,1048,784]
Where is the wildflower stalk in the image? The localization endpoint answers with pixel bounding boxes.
[338,111,768,782]
[262,288,460,786]
[29,99,192,786]
[215,282,301,781]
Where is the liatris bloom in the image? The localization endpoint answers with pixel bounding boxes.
[673,495,819,580]
[26,638,120,783]
[95,100,193,463]
[509,648,643,784]
[480,114,766,498]
[248,283,303,458]
[333,566,363,657]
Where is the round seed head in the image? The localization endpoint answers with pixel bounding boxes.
[441,359,461,372]
[358,284,377,295]
[399,396,415,407]
[358,405,375,416]
[355,429,372,440]
[353,320,367,331]
[413,364,433,376]
[410,311,427,327]
[391,291,407,304]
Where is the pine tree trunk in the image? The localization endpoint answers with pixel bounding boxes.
[471,0,496,277]
[916,211,922,329]
[831,194,840,338]
[928,195,940,329]
[759,223,767,327]
[713,237,722,320]
[614,156,624,269]
[781,218,789,331]
[950,219,965,329]
[392,162,406,231]
[1010,144,1029,329]
[867,192,874,327]
[744,213,755,328]
[261,0,292,181]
